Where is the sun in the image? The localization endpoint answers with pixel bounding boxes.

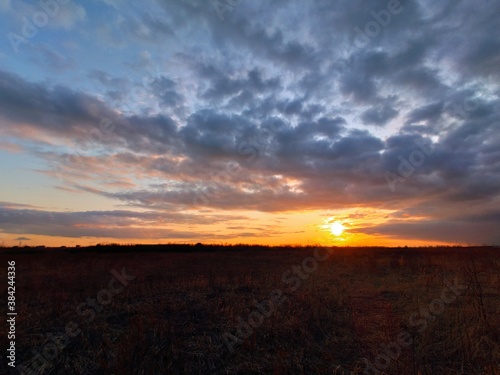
[330,222,345,236]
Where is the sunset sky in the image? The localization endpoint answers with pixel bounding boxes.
[0,0,499,247]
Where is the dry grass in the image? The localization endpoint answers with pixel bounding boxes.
[0,245,498,374]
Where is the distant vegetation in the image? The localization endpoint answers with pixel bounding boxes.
[2,242,498,252]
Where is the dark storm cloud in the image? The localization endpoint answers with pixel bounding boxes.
[405,102,443,125]
[392,67,445,98]
[277,98,304,116]
[361,104,399,126]
[2,66,498,216]
[0,70,115,135]
[155,0,322,72]
[179,109,257,159]
[0,70,181,154]
[461,37,500,79]
[150,76,183,108]
[197,64,281,102]
[339,72,378,103]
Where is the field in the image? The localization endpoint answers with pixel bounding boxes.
[1,245,499,375]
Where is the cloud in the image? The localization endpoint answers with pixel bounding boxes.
[358,219,500,245]
[0,205,249,239]
[150,76,183,108]
[361,104,399,126]
[1,68,499,217]
[1,0,500,244]
[405,101,443,125]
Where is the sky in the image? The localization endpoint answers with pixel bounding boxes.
[0,0,499,247]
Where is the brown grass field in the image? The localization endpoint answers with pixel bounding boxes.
[1,245,499,375]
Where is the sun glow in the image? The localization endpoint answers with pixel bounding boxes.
[330,221,345,236]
